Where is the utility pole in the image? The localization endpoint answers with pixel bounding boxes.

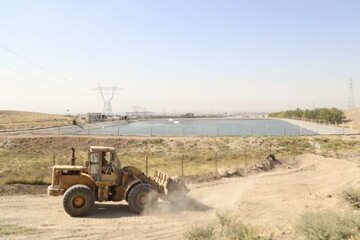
[348,79,355,109]
[94,83,122,116]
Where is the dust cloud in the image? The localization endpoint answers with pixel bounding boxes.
[143,189,211,216]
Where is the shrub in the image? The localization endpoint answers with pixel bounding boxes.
[216,212,265,240]
[342,187,360,208]
[295,211,360,240]
[184,224,215,240]
[184,212,268,240]
[0,224,36,235]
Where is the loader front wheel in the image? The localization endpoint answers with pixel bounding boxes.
[63,184,94,217]
[128,183,158,214]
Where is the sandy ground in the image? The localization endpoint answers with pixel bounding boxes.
[345,109,360,129]
[278,118,358,134]
[0,154,359,239]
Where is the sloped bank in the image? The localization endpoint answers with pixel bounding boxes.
[276,118,356,135]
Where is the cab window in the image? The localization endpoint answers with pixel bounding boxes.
[90,152,100,174]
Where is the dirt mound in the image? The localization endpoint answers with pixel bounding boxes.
[178,155,281,184]
[182,172,222,184]
[217,155,281,178]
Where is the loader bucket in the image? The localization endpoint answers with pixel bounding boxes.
[153,170,189,203]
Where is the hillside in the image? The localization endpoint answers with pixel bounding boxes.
[0,110,73,130]
[344,108,360,128]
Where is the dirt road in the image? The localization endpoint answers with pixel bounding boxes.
[0,154,359,239]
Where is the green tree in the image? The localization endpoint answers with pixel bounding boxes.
[269,108,346,124]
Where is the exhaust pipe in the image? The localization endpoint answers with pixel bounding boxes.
[70,147,75,166]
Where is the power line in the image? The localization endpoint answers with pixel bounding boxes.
[0,73,47,90]
[0,64,75,92]
[0,43,113,102]
[0,68,95,96]
[0,43,84,89]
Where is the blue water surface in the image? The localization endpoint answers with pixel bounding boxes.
[83,119,316,136]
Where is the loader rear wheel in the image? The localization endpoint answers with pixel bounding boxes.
[63,184,94,217]
[128,183,158,214]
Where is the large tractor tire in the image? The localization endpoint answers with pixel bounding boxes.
[63,184,94,217]
[127,183,158,214]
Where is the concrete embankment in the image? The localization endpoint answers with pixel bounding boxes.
[277,118,358,135]
[0,120,128,135]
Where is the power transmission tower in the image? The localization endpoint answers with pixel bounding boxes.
[348,79,355,109]
[94,83,122,116]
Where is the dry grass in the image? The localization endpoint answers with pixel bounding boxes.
[295,210,360,240]
[0,224,37,236]
[0,135,359,185]
[184,224,216,240]
[342,187,360,208]
[0,110,72,130]
[184,211,268,240]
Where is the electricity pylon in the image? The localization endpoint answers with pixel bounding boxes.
[94,83,122,116]
[348,79,355,109]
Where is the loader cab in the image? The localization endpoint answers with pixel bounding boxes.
[88,146,121,181]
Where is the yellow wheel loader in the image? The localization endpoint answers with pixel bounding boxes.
[48,146,188,217]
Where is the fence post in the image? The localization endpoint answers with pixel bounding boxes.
[266,124,268,136]
[145,155,149,176]
[181,154,184,176]
[244,149,247,166]
[117,126,120,136]
[215,152,218,173]
[52,153,56,166]
[313,142,316,154]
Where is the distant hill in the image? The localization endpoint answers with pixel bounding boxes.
[0,110,73,130]
[344,108,360,128]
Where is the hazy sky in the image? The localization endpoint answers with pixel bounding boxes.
[0,0,359,115]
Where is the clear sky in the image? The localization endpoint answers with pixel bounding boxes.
[0,0,359,115]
